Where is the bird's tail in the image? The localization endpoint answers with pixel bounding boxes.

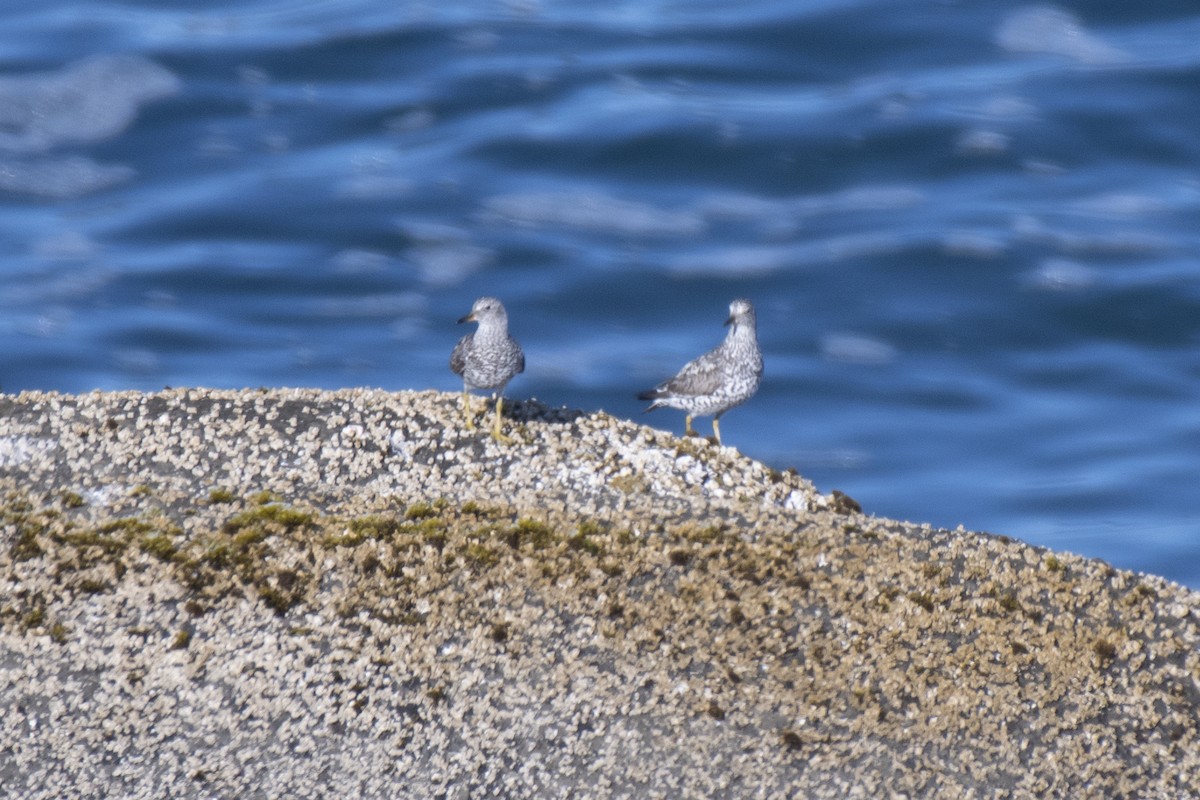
[637,389,665,412]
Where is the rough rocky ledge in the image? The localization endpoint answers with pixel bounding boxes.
[0,387,1197,799]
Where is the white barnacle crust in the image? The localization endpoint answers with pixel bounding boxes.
[0,387,1195,798]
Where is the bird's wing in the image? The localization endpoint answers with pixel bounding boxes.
[449,334,471,376]
[664,348,726,397]
[515,345,526,375]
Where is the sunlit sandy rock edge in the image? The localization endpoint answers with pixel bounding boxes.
[0,388,1197,799]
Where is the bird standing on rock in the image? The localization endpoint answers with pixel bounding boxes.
[450,296,524,443]
[638,298,763,447]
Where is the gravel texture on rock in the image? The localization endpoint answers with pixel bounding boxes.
[1,387,1198,799]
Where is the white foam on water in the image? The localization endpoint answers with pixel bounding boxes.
[1023,258,1098,292]
[330,249,393,275]
[32,231,100,262]
[481,190,706,238]
[0,156,135,199]
[0,54,180,153]
[996,6,1128,65]
[313,292,426,319]
[408,242,493,288]
[820,333,898,366]
[0,55,177,198]
[941,231,1008,259]
[665,244,799,278]
[956,129,1011,156]
[1071,193,1168,218]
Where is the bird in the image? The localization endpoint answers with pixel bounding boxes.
[450,296,525,442]
[637,298,763,447]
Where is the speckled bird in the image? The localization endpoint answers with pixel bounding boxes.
[637,298,763,446]
[450,296,525,442]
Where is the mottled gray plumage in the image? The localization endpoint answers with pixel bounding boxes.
[638,298,763,446]
[450,296,524,441]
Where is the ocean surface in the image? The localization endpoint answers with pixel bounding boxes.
[2,1,1199,587]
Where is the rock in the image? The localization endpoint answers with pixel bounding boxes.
[0,388,1197,798]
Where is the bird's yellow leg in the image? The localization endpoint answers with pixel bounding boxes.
[712,418,722,447]
[462,389,476,430]
[491,395,513,444]
[684,414,698,437]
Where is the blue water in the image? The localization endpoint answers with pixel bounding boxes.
[2,2,1199,587]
